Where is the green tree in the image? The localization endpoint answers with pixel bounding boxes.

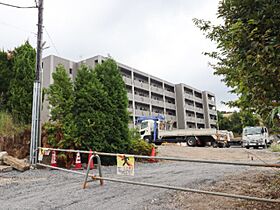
[94,59,130,153]
[46,64,74,122]
[7,42,36,124]
[0,50,12,110]
[194,0,280,123]
[73,65,111,151]
[45,64,76,148]
[218,110,260,135]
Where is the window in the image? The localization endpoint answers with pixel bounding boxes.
[69,68,73,74]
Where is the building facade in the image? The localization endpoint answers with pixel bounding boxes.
[42,55,217,129]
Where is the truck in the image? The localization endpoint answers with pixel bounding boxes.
[242,126,269,149]
[137,116,230,147]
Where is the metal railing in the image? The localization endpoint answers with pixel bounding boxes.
[37,147,280,204]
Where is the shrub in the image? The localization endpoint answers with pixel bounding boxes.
[0,112,26,137]
[270,143,280,152]
[129,139,154,156]
[128,128,153,156]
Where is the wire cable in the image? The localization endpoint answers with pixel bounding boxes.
[0,2,37,9]
[0,20,37,35]
[44,27,60,55]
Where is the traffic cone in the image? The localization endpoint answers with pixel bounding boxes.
[149,147,157,163]
[87,149,94,169]
[51,151,57,167]
[74,152,82,170]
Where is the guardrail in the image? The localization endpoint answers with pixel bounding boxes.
[37,147,280,204]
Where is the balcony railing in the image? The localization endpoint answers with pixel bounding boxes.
[184,93,194,100]
[165,115,176,121]
[151,99,164,107]
[134,80,149,90]
[208,109,217,115]
[151,86,164,94]
[122,77,132,85]
[186,116,196,122]
[165,102,176,110]
[135,110,150,116]
[127,92,133,100]
[165,90,175,97]
[185,104,195,111]
[134,94,150,104]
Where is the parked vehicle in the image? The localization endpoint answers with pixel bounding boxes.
[242,126,269,149]
[137,116,229,147]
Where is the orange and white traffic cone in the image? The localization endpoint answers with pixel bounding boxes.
[149,147,157,163]
[74,152,82,170]
[87,149,94,169]
[51,151,57,167]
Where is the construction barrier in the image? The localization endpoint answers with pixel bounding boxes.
[36,147,280,204]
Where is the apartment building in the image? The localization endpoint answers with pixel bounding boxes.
[42,55,217,129]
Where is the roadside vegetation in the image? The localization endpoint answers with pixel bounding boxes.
[270,143,280,153]
[194,0,280,129]
[217,111,259,136]
[0,42,35,138]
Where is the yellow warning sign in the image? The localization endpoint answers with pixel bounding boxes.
[117,154,134,176]
[38,148,44,161]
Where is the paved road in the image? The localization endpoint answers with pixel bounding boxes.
[0,161,248,210]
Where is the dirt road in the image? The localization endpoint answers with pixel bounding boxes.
[0,146,279,210]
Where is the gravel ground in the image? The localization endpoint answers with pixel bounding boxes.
[0,146,279,210]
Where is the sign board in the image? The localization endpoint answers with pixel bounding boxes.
[38,148,44,161]
[117,154,134,176]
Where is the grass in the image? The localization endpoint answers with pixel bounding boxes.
[0,112,27,137]
[270,143,280,152]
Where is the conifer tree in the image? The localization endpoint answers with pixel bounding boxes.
[94,59,130,153]
[73,65,111,151]
[7,42,36,124]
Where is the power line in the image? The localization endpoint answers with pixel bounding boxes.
[0,20,37,35]
[44,27,60,55]
[0,1,37,9]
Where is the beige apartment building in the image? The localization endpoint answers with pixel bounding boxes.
[42,55,217,129]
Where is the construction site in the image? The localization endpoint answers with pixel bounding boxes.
[1,0,280,209]
[0,143,280,209]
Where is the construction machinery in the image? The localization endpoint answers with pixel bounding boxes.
[137,116,230,147]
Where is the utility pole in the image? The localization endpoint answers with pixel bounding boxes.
[30,0,44,165]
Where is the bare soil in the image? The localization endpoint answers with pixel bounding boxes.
[158,144,280,163]
[154,144,280,210]
[0,145,279,209]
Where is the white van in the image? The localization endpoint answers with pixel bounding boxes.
[242,126,269,149]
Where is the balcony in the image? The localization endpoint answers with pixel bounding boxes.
[151,99,164,107]
[165,115,176,121]
[186,116,196,122]
[195,107,204,113]
[185,104,195,111]
[208,109,217,115]
[196,118,205,124]
[194,96,203,103]
[184,93,194,100]
[127,107,133,114]
[151,111,164,117]
[165,102,176,110]
[164,90,175,98]
[134,80,149,90]
[135,110,150,116]
[208,99,216,105]
[122,77,132,85]
[210,119,217,125]
[134,94,150,104]
[127,92,133,100]
[151,86,164,94]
